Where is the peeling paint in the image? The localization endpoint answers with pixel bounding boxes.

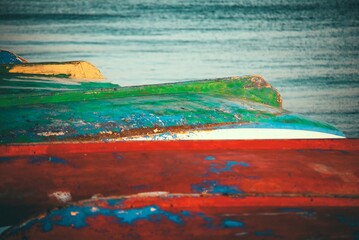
[204,156,216,161]
[255,229,275,237]
[210,161,250,173]
[37,131,66,137]
[223,219,244,228]
[49,191,72,203]
[191,180,242,194]
[30,156,67,165]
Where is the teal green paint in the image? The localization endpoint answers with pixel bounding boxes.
[0,76,344,143]
[0,76,281,108]
[0,77,119,94]
[0,93,342,143]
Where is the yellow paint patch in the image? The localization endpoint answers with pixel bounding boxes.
[6,61,105,80]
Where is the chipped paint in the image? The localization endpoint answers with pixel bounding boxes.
[204,156,216,161]
[255,229,275,237]
[0,139,358,226]
[2,195,359,239]
[37,131,66,137]
[223,219,244,228]
[191,180,242,194]
[30,156,67,164]
[210,161,250,173]
[49,191,72,203]
[0,94,344,143]
[0,74,346,143]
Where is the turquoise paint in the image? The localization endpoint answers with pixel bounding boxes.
[0,50,24,64]
[191,180,242,194]
[196,212,213,225]
[280,208,316,218]
[223,219,244,228]
[114,206,183,224]
[107,199,124,207]
[181,210,191,217]
[0,157,16,162]
[336,215,359,228]
[0,94,343,143]
[7,203,186,235]
[0,156,67,164]
[255,229,275,237]
[113,153,123,161]
[209,161,250,174]
[30,156,67,165]
[204,156,216,161]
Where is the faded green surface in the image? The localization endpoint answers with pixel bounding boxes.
[0,93,342,143]
[0,76,282,108]
[0,75,119,94]
[0,75,344,143]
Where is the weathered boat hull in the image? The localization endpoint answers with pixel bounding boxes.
[0,76,345,143]
[0,61,105,80]
[0,69,356,238]
[0,139,358,227]
[2,193,359,239]
[0,49,105,80]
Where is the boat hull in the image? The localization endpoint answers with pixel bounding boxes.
[2,193,359,239]
[0,139,358,226]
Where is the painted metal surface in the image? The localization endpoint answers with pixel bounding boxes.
[0,139,358,226]
[0,50,104,80]
[0,76,344,143]
[2,193,359,239]
[0,50,27,64]
[0,61,105,80]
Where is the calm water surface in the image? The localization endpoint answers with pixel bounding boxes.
[0,0,358,137]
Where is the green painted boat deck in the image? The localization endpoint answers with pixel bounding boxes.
[0,75,344,143]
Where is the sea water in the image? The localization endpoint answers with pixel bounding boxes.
[0,0,358,137]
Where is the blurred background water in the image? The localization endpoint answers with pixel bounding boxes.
[0,0,358,137]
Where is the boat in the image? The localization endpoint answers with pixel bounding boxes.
[0,49,105,80]
[0,51,358,239]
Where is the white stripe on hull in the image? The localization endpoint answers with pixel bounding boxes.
[123,128,345,141]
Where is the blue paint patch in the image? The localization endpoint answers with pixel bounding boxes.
[0,156,16,162]
[205,156,216,161]
[280,208,306,213]
[113,153,123,160]
[191,180,242,194]
[114,206,183,224]
[48,157,67,164]
[29,156,67,165]
[10,204,185,234]
[336,215,359,228]
[280,208,316,218]
[196,212,213,226]
[223,219,244,228]
[209,161,250,173]
[107,199,124,207]
[181,210,191,217]
[42,219,53,232]
[255,229,275,237]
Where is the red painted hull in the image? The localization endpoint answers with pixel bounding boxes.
[2,194,359,239]
[0,139,358,227]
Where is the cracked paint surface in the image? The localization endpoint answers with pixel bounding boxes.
[2,196,359,240]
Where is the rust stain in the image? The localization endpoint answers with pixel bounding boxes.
[309,163,359,183]
[60,122,248,142]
